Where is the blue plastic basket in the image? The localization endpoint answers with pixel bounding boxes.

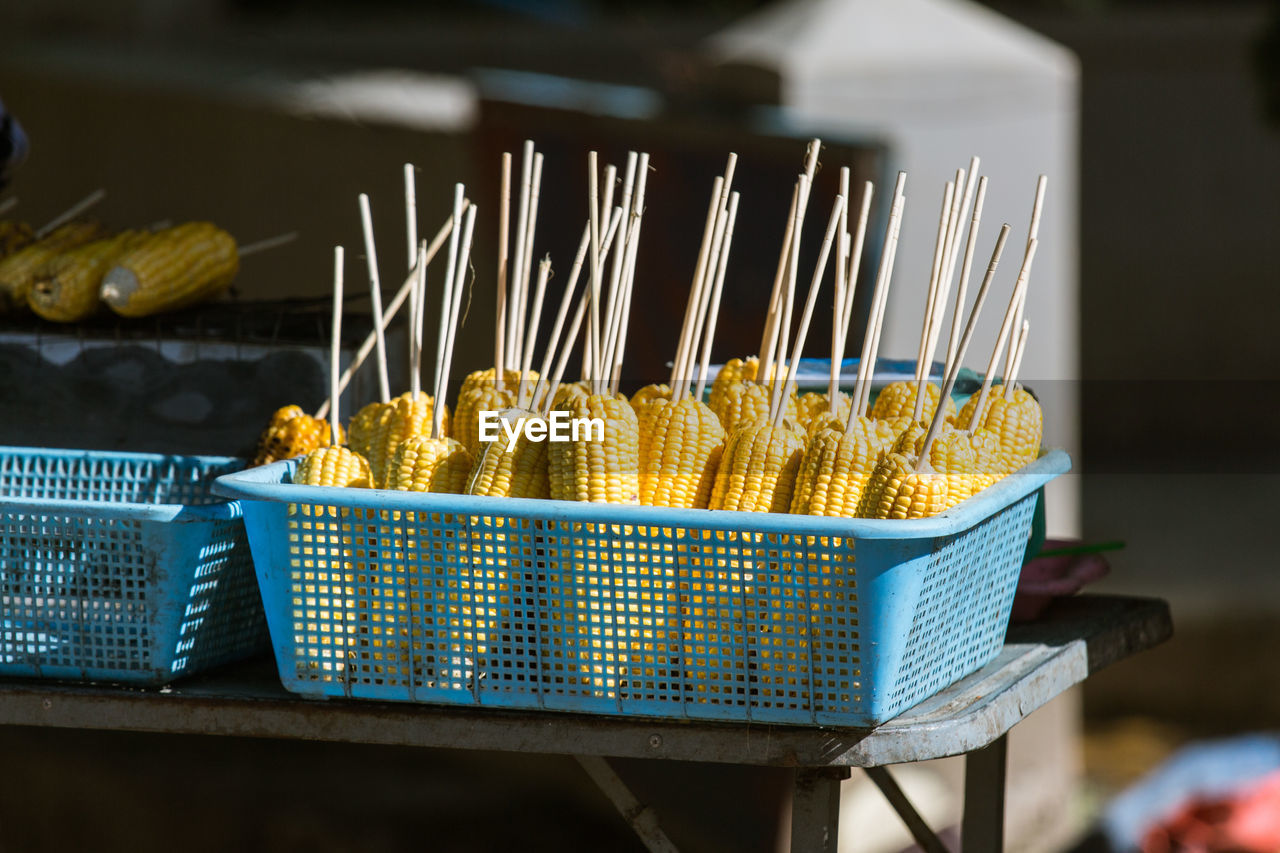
[214,450,1068,728]
[0,446,270,684]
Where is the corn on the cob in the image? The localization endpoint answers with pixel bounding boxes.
[709,420,806,513]
[711,380,799,435]
[28,230,151,323]
[291,445,373,488]
[797,390,852,430]
[707,356,758,412]
[459,367,525,399]
[548,393,640,504]
[870,380,958,424]
[0,221,34,258]
[550,381,591,412]
[856,451,954,519]
[968,427,1003,490]
[466,409,552,499]
[958,385,1043,476]
[789,426,885,516]
[386,435,473,494]
[892,424,982,506]
[100,222,237,317]
[347,392,448,489]
[0,221,105,312]
[252,404,341,466]
[637,397,726,509]
[453,384,516,456]
[629,383,671,416]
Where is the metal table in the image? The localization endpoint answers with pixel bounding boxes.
[0,594,1170,853]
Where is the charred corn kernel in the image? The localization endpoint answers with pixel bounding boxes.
[100,222,237,317]
[709,420,806,513]
[0,221,34,258]
[348,392,448,489]
[711,380,799,434]
[708,356,759,412]
[548,393,639,504]
[466,409,551,499]
[790,427,884,516]
[963,386,1043,476]
[28,230,152,323]
[870,381,958,425]
[291,445,372,488]
[0,221,106,313]
[630,383,671,417]
[453,384,516,456]
[252,404,340,466]
[856,451,953,519]
[386,435,473,494]
[637,397,726,509]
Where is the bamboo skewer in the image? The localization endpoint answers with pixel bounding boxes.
[237,232,299,258]
[1006,176,1046,380]
[514,153,545,372]
[1005,319,1030,399]
[433,185,466,415]
[775,173,814,388]
[329,246,344,446]
[409,241,424,399]
[944,175,988,376]
[508,141,535,371]
[771,193,845,427]
[859,193,905,418]
[915,181,955,385]
[831,179,873,405]
[544,287,592,415]
[693,191,741,402]
[587,152,603,395]
[605,153,649,390]
[848,172,907,427]
[678,189,731,394]
[671,176,725,387]
[759,140,820,384]
[829,167,851,407]
[757,181,800,382]
[404,164,418,271]
[516,257,553,409]
[495,153,512,392]
[36,188,106,239]
[315,206,462,420]
[611,152,638,309]
[433,203,477,441]
[357,193,391,404]
[967,238,1039,431]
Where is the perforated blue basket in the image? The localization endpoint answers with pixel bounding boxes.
[215,449,1068,728]
[0,446,270,684]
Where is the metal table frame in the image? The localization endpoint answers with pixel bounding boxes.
[0,595,1170,852]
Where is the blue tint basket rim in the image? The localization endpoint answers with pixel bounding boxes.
[0,445,245,522]
[212,449,1070,536]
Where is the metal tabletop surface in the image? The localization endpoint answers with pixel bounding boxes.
[0,595,1170,769]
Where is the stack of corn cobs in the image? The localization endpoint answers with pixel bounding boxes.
[263,140,1048,522]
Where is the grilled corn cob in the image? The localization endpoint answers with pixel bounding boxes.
[870,380,958,424]
[100,222,237,317]
[548,393,640,504]
[386,435,473,494]
[0,221,34,258]
[0,221,105,312]
[637,397,726,509]
[709,420,806,513]
[291,445,373,488]
[28,229,151,323]
[252,404,341,466]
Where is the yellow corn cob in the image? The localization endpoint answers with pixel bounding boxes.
[707,356,759,412]
[0,221,34,258]
[964,386,1043,476]
[386,435,473,494]
[968,427,1003,490]
[550,381,590,412]
[789,426,885,516]
[100,222,237,317]
[0,221,106,313]
[548,393,640,504]
[629,383,672,417]
[453,384,516,456]
[291,445,372,488]
[870,381,958,425]
[466,409,552,499]
[856,451,953,519]
[637,397,726,509]
[711,380,799,434]
[28,230,152,323]
[892,424,982,506]
[459,367,525,398]
[709,420,806,513]
[252,404,341,466]
[797,390,853,430]
[347,392,448,489]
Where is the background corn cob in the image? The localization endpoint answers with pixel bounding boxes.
[709,421,806,513]
[636,397,725,508]
[28,229,151,323]
[711,380,798,434]
[291,445,373,488]
[100,221,237,317]
[707,355,758,414]
[790,427,885,516]
[797,390,852,430]
[0,220,105,312]
[870,380,958,424]
[548,393,640,503]
[629,383,671,417]
[252,404,341,466]
[0,221,34,258]
[386,435,473,494]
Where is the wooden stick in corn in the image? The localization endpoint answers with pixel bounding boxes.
[756,180,800,384]
[850,173,907,423]
[587,151,604,395]
[829,167,851,406]
[411,240,428,399]
[495,153,512,391]
[600,207,632,382]
[775,172,814,390]
[762,141,820,384]
[516,257,552,409]
[671,175,724,388]
[357,193,392,404]
[315,206,461,420]
[968,237,1039,431]
[945,174,988,376]
[434,203,477,440]
[404,163,418,271]
[913,180,968,423]
[433,183,466,418]
[916,224,1009,472]
[939,159,981,362]
[36,188,106,239]
[514,152,544,372]
[1006,176,1046,381]
[693,191,741,402]
[677,201,729,400]
[507,140,535,371]
[610,152,638,319]
[833,181,874,394]
[860,192,906,418]
[1005,319,1030,399]
[330,246,344,445]
[603,216,640,388]
[772,192,844,427]
[236,232,299,258]
[544,287,591,416]
[608,151,647,396]
[914,180,954,386]
[529,220,599,411]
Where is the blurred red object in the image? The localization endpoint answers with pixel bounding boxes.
[1009,539,1112,622]
[1140,770,1280,852]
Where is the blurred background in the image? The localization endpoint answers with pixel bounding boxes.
[1,0,1278,850]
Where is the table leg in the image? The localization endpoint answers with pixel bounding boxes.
[961,734,1008,852]
[789,767,850,853]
